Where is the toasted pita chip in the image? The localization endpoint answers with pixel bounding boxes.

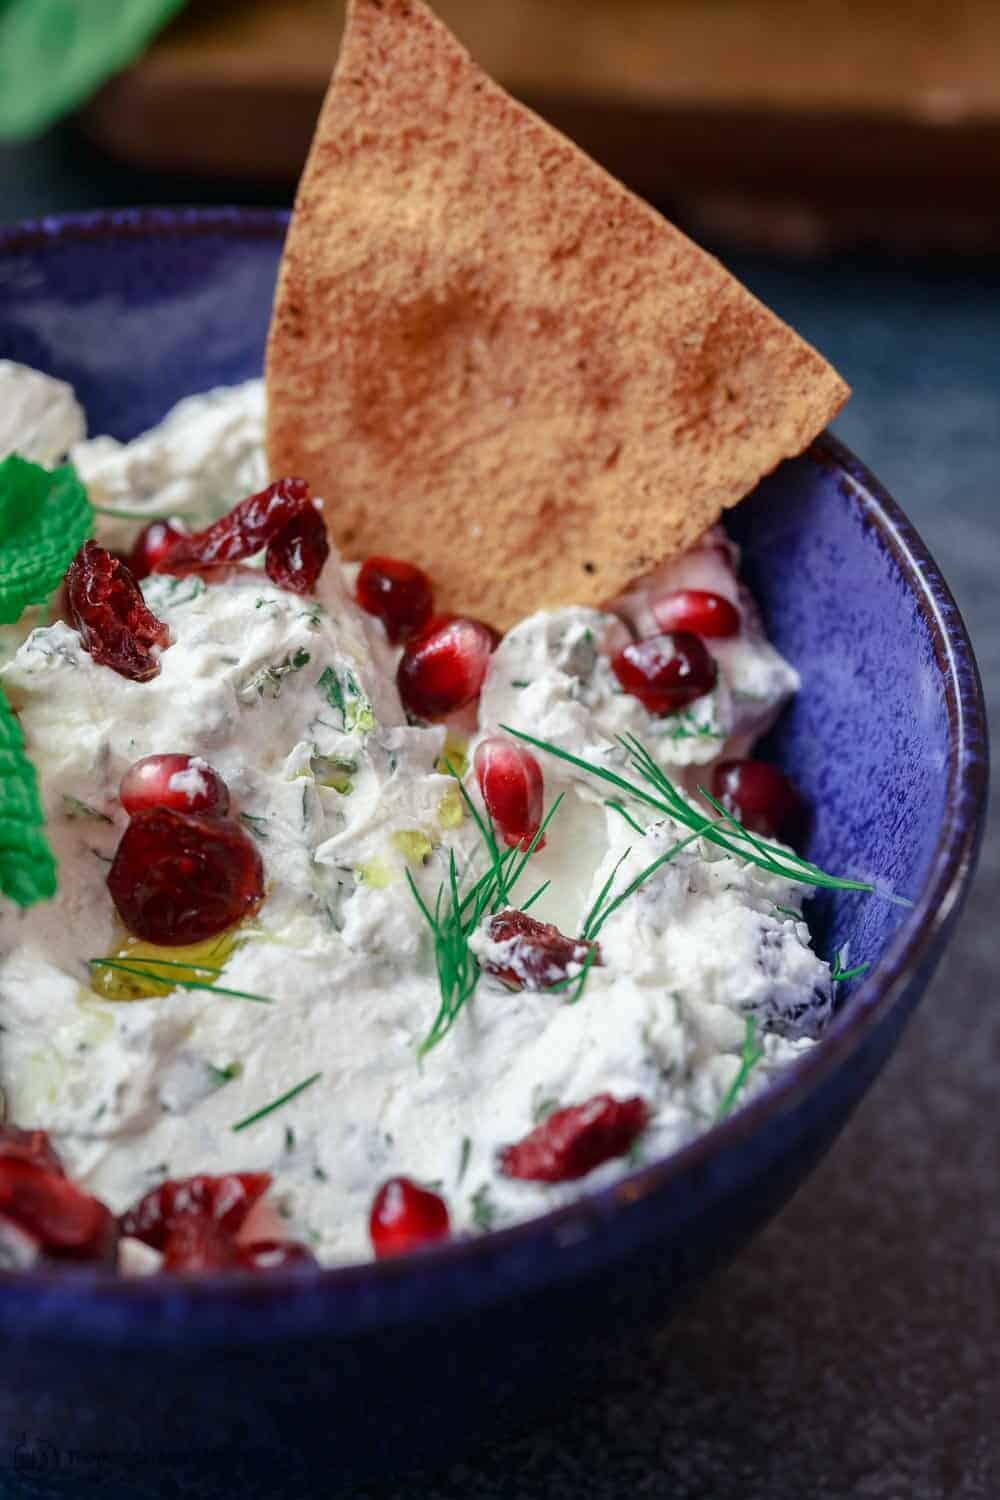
[266,0,848,630]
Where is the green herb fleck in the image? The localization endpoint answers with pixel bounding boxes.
[61,794,112,824]
[87,956,275,1006]
[317,665,375,733]
[239,648,311,702]
[716,1016,765,1119]
[239,811,269,841]
[470,1183,496,1232]
[231,1071,322,1133]
[458,1136,472,1183]
[830,951,871,983]
[510,679,531,690]
[773,904,801,921]
[206,1061,242,1087]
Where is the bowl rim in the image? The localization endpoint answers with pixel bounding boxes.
[0,207,988,1332]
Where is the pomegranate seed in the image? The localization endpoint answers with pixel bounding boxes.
[119,1171,271,1249]
[106,809,264,946]
[0,1159,118,1261]
[356,556,434,643]
[396,616,498,721]
[153,477,313,578]
[264,501,330,595]
[65,540,170,682]
[369,1177,450,1258]
[119,754,230,818]
[611,632,717,714]
[474,738,545,850]
[712,759,806,843]
[652,588,740,638]
[161,1212,237,1272]
[235,1239,318,1271]
[0,1212,42,1269]
[0,1125,65,1175]
[481,909,600,991]
[500,1093,649,1182]
[129,519,188,580]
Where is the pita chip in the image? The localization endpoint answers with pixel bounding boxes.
[266,0,848,630]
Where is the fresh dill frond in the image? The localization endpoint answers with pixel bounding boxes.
[502,725,876,898]
[716,1015,765,1119]
[604,799,646,836]
[830,951,871,983]
[407,791,563,1054]
[231,1072,322,1133]
[87,957,275,1005]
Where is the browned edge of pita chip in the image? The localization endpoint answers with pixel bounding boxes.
[266,0,849,630]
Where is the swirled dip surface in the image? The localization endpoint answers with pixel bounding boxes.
[0,368,829,1264]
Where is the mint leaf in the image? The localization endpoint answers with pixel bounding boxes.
[0,0,188,141]
[0,683,56,907]
[0,456,92,624]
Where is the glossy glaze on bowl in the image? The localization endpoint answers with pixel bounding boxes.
[0,211,986,1500]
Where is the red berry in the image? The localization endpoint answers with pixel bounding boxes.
[265,501,330,595]
[106,809,264,945]
[153,477,318,585]
[66,540,171,682]
[474,738,545,850]
[369,1177,450,1258]
[611,632,717,714]
[129,519,188,580]
[356,556,434,643]
[0,1158,117,1261]
[120,754,230,818]
[396,616,498,720]
[481,909,600,991]
[500,1094,649,1183]
[161,1212,237,1273]
[712,759,806,843]
[0,1212,42,1269]
[0,1125,65,1176]
[235,1239,318,1271]
[652,588,740,638]
[119,1171,271,1249]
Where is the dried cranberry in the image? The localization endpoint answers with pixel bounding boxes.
[356,556,434,643]
[482,909,600,991]
[611,632,717,714]
[0,1125,64,1175]
[500,1094,649,1182]
[106,809,264,945]
[153,477,315,582]
[161,1212,237,1272]
[369,1177,450,1258]
[474,738,545,850]
[396,616,498,720]
[652,588,741,638]
[712,759,806,843]
[119,754,230,818]
[265,502,330,594]
[129,519,188,580]
[119,1171,271,1249]
[235,1239,318,1271]
[0,1159,117,1261]
[66,540,170,683]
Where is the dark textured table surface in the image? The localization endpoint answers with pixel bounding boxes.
[1,127,997,1500]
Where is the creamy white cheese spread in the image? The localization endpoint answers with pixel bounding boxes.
[0,364,829,1266]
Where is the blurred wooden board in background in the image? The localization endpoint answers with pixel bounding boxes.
[80,0,1000,252]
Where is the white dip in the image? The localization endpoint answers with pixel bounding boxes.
[0,364,830,1266]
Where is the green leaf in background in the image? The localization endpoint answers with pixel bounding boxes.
[0,455,93,624]
[0,683,57,907]
[0,0,189,141]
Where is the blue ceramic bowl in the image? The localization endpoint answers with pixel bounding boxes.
[0,210,987,1500]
